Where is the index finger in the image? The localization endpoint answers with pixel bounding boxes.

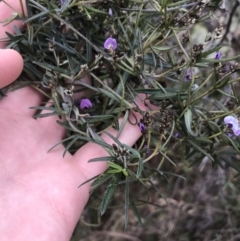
[0,0,27,48]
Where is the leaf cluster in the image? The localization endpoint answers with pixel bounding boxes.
[4,0,240,228]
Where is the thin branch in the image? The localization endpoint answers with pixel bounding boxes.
[219,1,240,45]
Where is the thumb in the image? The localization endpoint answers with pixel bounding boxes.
[0,49,23,88]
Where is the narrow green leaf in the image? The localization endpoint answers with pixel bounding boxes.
[97,88,122,104]
[116,110,129,139]
[221,133,240,153]
[130,201,143,226]
[88,156,116,163]
[201,55,240,63]
[47,134,112,153]
[167,0,189,7]
[161,171,186,180]
[122,169,128,177]
[214,99,228,112]
[47,134,78,153]
[28,24,34,45]
[107,161,123,171]
[117,14,133,55]
[127,169,150,201]
[107,169,122,174]
[216,89,236,99]
[109,72,129,106]
[214,75,230,89]
[136,158,143,178]
[85,5,107,14]
[187,139,214,161]
[124,176,130,230]
[78,174,101,188]
[218,156,240,173]
[32,61,71,75]
[208,121,221,132]
[86,29,92,62]
[33,112,59,119]
[159,150,176,166]
[194,137,212,144]
[167,51,174,66]
[63,135,79,157]
[150,92,188,100]
[151,45,176,51]
[49,38,87,61]
[77,81,98,92]
[91,173,113,190]
[199,45,221,58]
[100,174,120,215]
[103,131,123,147]
[24,10,49,23]
[184,108,198,137]
[13,24,23,35]
[148,179,168,204]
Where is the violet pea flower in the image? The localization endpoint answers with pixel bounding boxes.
[174,132,180,138]
[215,51,221,60]
[108,8,113,17]
[80,98,92,109]
[104,37,117,50]
[185,68,191,82]
[224,115,240,136]
[138,122,146,132]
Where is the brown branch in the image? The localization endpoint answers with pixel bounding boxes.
[219,1,240,45]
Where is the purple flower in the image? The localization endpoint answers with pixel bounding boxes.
[104,37,117,50]
[185,68,191,82]
[224,115,240,136]
[224,116,238,128]
[60,0,66,5]
[174,132,180,138]
[215,51,221,60]
[108,8,113,17]
[138,122,146,132]
[80,98,92,109]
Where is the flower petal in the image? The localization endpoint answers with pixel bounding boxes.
[108,8,113,17]
[138,122,146,132]
[215,51,221,60]
[224,116,238,129]
[104,37,117,50]
[233,128,240,136]
[80,98,92,109]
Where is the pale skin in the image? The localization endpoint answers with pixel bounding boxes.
[0,1,157,240]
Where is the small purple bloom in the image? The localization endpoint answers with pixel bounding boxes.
[104,37,117,50]
[224,116,238,129]
[185,68,191,82]
[80,98,92,109]
[138,122,146,132]
[60,0,66,5]
[174,132,180,138]
[224,115,240,136]
[215,51,221,60]
[108,8,113,17]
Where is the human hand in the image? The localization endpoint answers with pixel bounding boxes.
[0,1,148,240]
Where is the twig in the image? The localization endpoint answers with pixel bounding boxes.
[219,1,240,45]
